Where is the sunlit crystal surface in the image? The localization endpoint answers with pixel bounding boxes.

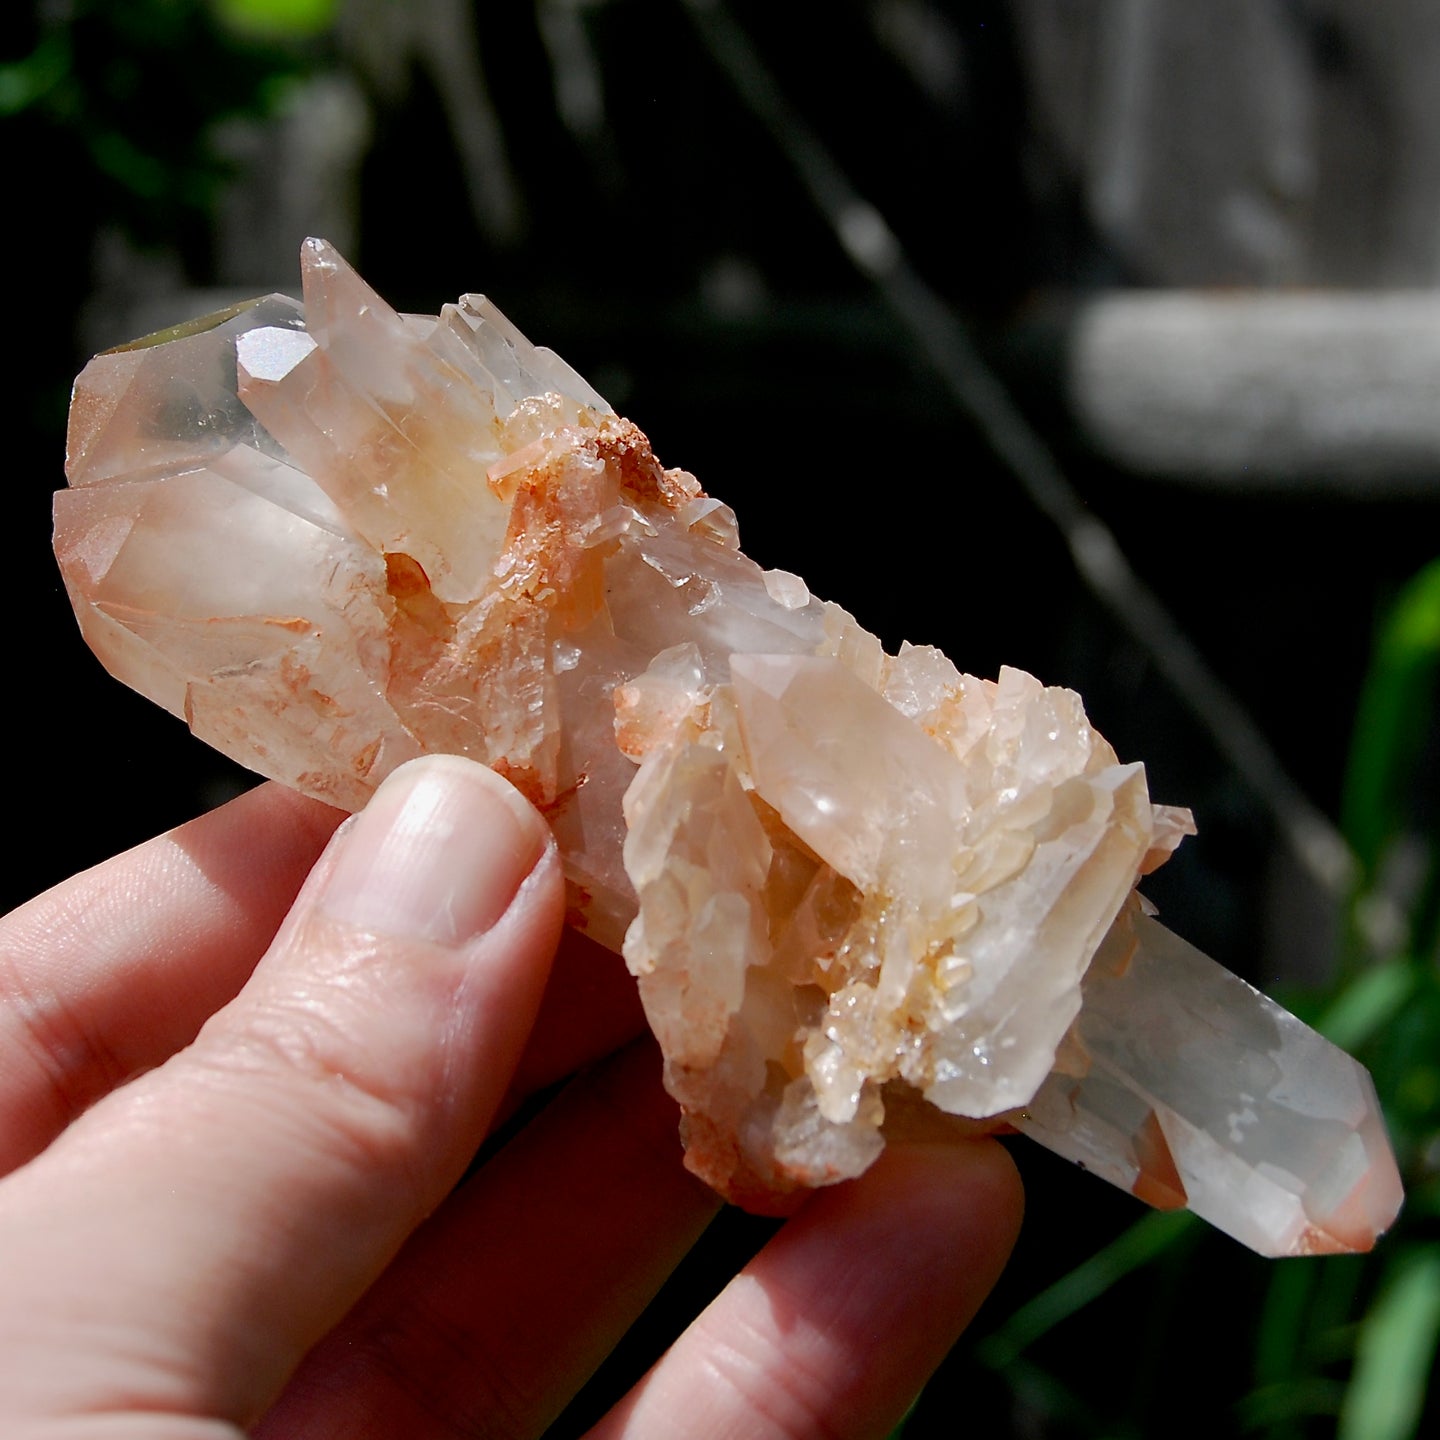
[54,240,1403,1253]
[1019,900,1400,1255]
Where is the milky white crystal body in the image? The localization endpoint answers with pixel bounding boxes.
[54,240,1403,1252]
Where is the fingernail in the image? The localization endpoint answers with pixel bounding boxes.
[318,756,551,946]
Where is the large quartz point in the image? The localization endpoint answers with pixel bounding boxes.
[55,240,1402,1255]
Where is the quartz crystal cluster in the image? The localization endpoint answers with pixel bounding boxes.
[55,240,1403,1255]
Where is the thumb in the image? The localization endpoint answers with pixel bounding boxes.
[0,755,563,1432]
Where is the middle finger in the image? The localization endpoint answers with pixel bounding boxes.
[255,1039,720,1440]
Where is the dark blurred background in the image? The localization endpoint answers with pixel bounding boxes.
[10,2,1440,1436]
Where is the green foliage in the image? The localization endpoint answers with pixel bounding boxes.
[0,30,69,116]
[1342,556,1440,961]
[4,0,330,244]
[943,556,1440,1439]
[1228,561,1440,1440]
[975,1209,1199,1374]
[1340,1246,1440,1440]
[1238,561,1440,1440]
[212,0,339,38]
[1315,960,1417,1053]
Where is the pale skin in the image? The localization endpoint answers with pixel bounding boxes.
[0,754,1023,1439]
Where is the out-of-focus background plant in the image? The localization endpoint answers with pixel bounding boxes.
[962,555,1440,1440]
[9,2,1440,1435]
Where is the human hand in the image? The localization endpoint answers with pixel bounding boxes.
[0,754,1022,1439]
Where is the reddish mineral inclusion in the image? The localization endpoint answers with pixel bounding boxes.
[55,240,1403,1254]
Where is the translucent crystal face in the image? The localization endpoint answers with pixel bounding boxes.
[54,239,1403,1254]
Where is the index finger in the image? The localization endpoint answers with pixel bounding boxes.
[0,781,343,1174]
[0,780,648,1178]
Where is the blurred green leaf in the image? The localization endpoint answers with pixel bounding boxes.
[1342,558,1440,882]
[1239,1377,1346,1430]
[9,0,328,244]
[0,31,70,115]
[977,1209,1198,1371]
[1309,1259,1372,1373]
[1316,961,1419,1052]
[1247,1256,1371,1438]
[992,1355,1115,1438]
[1339,1246,1440,1440]
[212,0,339,37]
[1253,1260,1320,1389]
[89,130,174,202]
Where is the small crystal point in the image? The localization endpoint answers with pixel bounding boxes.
[54,243,1403,1254]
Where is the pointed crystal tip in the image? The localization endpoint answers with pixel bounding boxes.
[1019,908,1403,1256]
